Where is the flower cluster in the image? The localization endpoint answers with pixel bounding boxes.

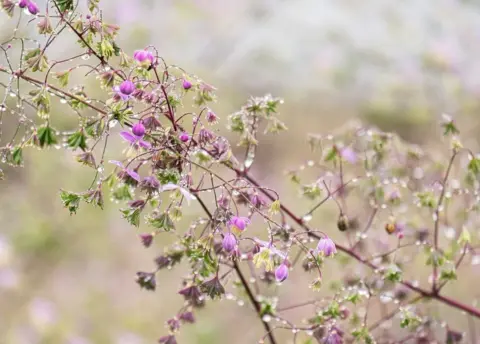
[0,2,479,344]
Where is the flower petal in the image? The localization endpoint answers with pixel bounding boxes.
[126,169,141,182]
[179,187,196,204]
[161,183,180,191]
[138,139,151,149]
[120,131,137,143]
[108,160,124,168]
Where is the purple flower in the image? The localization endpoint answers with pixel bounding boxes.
[206,110,218,124]
[339,146,357,164]
[253,238,287,260]
[27,0,38,14]
[18,0,28,8]
[120,130,151,149]
[179,312,195,324]
[114,80,135,101]
[198,128,215,144]
[228,216,250,232]
[133,49,154,65]
[275,263,289,282]
[109,160,140,182]
[158,335,177,344]
[139,175,160,193]
[139,233,153,248]
[222,233,237,253]
[179,132,190,143]
[324,327,344,344]
[316,236,337,257]
[182,79,192,90]
[250,193,266,209]
[132,122,145,137]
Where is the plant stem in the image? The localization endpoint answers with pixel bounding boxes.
[195,194,278,344]
[240,171,480,319]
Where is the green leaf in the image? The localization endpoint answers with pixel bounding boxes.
[121,208,141,227]
[157,169,180,185]
[11,146,23,166]
[147,212,175,231]
[55,0,73,11]
[54,70,70,87]
[67,130,88,151]
[458,227,471,245]
[60,190,81,214]
[384,264,402,282]
[468,156,480,176]
[324,146,338,162]
[37,125,58,148]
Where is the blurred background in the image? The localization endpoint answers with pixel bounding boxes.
[2,0,480,343]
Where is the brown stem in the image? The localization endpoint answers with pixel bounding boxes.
[194,194,278,344]
[239,170,480,319]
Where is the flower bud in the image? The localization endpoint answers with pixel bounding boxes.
[316,236,337,257]
[139,233,154,248]
[18,0,28,8]
[132,122,145,137]
[337,213,349,232]
[27,0,38,14]
[222,232,237,253]
[179,312,195,324]
[119,80,135,96]
[275,263,289,282]
[179,132,190,143]
[133,49,154,65]
[228,216,250,232]
[206,110,218,124]
[182,79,192,90]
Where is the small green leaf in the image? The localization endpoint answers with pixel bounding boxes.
[147,212,175,231]
[37,125,58,148]
[67,130,88,151]
[11,146,23,166]
[54,70,70,87]
[324,147,338,162]
[121,208,141,227]
[55,0,74,11]
[60,190,81,214]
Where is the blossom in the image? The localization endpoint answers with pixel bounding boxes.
[119,127,151,149]
[179,312,195,324]
[339,146,357,164]
[179,132,190,143]
[206,110,218,124]
[228,216,250,232]
[139,233,153,248]
[316,236,337,257]
[133,49,154,65]
[275,263,289,282]
[198,128,215,144]
[27,0,38,14]
[158,335,177,344]
[323,327,344,344]
[114,80,135,101]
[139,175,160,193]
[182,79,192,90]
[109,160,140,182]
[252,238,287,271]
[222,232,237,253]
